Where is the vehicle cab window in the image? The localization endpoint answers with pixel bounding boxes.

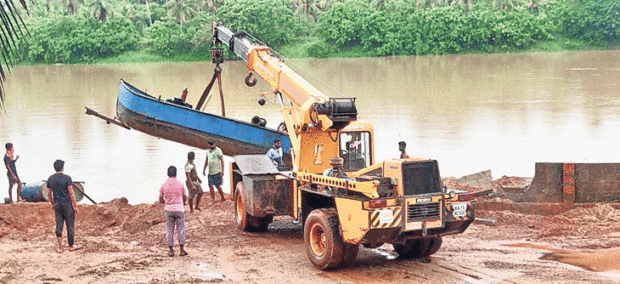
[339,132,371,171]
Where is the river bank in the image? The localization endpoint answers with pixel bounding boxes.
[2,177,620,283]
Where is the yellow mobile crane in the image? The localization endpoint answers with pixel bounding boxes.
[213,24,475,269]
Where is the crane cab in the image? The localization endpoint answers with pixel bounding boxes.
[338,121,374,172]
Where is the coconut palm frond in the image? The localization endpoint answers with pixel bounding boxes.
[0,0,33,109]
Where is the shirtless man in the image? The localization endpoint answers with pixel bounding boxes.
[185,151,203,212]
[4,143,21,203]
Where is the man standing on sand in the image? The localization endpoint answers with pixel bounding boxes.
[399,141,410,159]
[203,140,226,202]
[47,160,81,253]
[185,151,203,213]
[159,166,188,257]
[4,143,22,203]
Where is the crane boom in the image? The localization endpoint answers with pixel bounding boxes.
[212,24,357,132]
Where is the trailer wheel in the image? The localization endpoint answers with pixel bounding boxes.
[426,236,443,256]
[304,208,345,269]
[393,238,431,259]
[234,182,253,231]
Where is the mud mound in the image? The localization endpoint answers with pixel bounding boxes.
[493,176,531,191]
[0,198,166,239]
[560,204,620,222]
[442,177,480,192]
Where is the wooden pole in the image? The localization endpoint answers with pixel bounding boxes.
[74,183,97,204]
[196,70,219,110]
[217,68,225,117]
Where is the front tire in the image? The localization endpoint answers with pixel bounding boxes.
[394,238,431,259]
[342,243,359,265]
[256,215,273,232]
[426,236,443,256]
[304,208,345,269]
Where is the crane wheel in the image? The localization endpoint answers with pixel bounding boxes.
[304,208,345,269]
[256,216,273,232]
[393,238,432,259]
[342,243,359,265]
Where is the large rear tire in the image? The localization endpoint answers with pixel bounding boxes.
[394,238,431,259]
[304,208,345,269]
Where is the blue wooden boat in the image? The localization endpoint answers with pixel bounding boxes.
[115,79,291,157]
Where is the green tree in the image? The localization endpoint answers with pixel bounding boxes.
[217,0,302,47]
[199,0,226,14]
[86,0,116,21]
[317,0,373,48]
[143,19,190,55]
[164,0,198,24]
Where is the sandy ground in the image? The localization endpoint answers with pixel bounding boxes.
[2,178,620,284]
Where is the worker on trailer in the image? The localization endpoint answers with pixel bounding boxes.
[399,141,410,159]
[266,138,284,171]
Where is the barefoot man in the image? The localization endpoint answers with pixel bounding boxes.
[185,151,203,212]
[47,160,81,253]
[159,166,188,257]
[4,143,22,203]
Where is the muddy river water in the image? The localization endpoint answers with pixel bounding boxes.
[0,50,619,204]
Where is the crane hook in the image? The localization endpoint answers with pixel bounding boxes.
[245,72,257,87]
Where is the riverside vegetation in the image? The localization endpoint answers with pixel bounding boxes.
[14,0,620,64]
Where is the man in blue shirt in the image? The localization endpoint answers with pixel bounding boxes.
[266,138,284,171]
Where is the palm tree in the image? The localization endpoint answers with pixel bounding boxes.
[199,0,225,15]
[293,0,334,22]
[0,0,32,107]
[164,0,197,24]
[87,0,114,21]
[451,0,472,10]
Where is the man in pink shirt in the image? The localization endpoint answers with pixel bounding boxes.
[159,166,188,257]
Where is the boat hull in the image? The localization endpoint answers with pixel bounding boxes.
[116,80,291,157]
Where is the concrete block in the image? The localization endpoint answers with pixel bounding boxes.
[457,170,493,191]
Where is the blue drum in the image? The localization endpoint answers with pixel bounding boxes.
[21,181,85,202]
[21,182,48,202]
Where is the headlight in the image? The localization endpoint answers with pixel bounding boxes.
[449,190,456,199]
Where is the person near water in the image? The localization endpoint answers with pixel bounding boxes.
[185,151,203,213]
[159,165,188,257]
[4,143,22,203]
[202,140,226,201]
[399,141,410,159]
[47,159,82,253]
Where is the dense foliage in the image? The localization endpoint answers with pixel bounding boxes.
[217,0,303,47]
[13,0,620,64]
[556,0,620,45]
[21,17,140,63]
[316,1,556,56]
